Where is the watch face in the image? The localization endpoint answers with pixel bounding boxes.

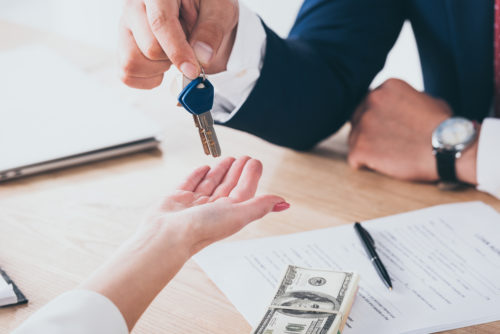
[432,117,476,151]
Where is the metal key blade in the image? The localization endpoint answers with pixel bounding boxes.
[183,76,211,155]
[193,114,211,155]
[198,111,221,157]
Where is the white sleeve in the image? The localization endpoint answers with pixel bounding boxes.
[209,2,267,123]
[12,290,128,334]
[477,117,500,199]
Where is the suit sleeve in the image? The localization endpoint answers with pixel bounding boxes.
[221,0,405,150]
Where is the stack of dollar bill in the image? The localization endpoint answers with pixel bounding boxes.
[251,266,359,334]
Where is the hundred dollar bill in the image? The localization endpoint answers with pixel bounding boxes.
[251,266,359,334]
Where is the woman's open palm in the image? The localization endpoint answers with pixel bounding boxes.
[144,156,289,255]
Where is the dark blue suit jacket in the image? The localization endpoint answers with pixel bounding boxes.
[222,0,493,150]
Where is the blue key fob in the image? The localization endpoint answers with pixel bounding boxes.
[178,77,214,115]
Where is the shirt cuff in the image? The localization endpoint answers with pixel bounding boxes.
[208,2,267,123]
[13,290,128,334]
[477,117,500,199]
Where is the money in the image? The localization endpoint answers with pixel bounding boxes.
[252,266,359,334]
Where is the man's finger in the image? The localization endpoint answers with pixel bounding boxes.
[348,123,361,148]
[126,2,168,60]
[189,0,237,67]
[119,26,171,79]
[120,73,165,89]
[145,0,199,79]
[229,159,263,201]
[347,146,365,170]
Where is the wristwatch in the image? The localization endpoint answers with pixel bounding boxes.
[431,117,478,185]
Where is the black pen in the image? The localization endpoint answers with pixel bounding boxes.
[354,222,393,290]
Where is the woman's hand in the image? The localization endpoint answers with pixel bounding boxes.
[81,156,288,330]
[140,156,289,256]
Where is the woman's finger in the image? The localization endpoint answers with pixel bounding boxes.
[194,157,235,196]
[210,156,251,200]
[177,165,210,191]
[228,159,263,202]
[188,195,289,255]
[233,195,289,228]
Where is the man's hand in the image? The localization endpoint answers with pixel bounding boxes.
[119,0,239,89]
[348,78,478,184]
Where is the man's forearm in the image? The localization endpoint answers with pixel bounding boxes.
[222,0,406,150]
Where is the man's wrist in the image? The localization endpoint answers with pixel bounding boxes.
[431,117,479,185]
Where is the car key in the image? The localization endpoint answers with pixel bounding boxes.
[192,110,211,155]
[181,76,211,155]
[178,74,221,157]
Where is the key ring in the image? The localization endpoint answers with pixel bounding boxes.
[200,64,207,82]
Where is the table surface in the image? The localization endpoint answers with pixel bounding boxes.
[1,21,499,334]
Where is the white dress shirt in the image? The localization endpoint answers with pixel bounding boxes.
[12,290,128,334]
[211,5,500,199]
[477,118,500,198]
[209,2,266,123]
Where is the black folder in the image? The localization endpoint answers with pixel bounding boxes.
[0,267,28,308]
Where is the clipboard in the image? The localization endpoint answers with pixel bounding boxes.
[0,267,28,308]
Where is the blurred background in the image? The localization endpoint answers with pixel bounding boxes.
[0,0,423,90]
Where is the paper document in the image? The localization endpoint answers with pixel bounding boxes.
[195,202,500,333]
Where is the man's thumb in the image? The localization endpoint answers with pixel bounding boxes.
[191,23,223,66]
[190,0,237,67]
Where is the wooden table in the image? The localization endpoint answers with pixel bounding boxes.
[1,21,499,334]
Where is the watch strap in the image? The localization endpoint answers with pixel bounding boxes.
[435,150,457,182]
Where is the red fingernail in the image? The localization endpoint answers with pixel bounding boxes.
[273,202,290,212]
